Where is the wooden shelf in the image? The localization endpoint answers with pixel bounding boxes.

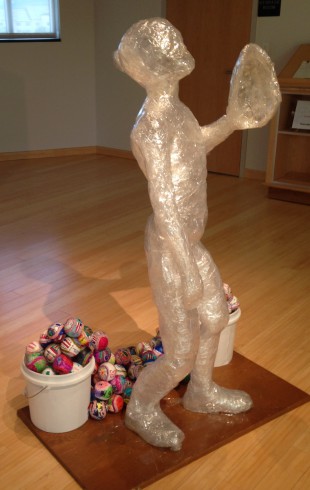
[274,172,310,188]
[266,45,310,205]
[276,44,310,90]
[278,130,310,136]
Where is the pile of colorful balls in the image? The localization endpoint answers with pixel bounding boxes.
[24,317,93,375]
[24,283,239,422]
[23,317,164,422]
[88,336,164,420]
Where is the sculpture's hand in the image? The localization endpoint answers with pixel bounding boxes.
[201,44,281,153]
[226,43,281,130]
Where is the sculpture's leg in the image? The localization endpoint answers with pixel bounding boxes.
[183,244,253,414]
[125,306,199,450]
[125,221,200,450]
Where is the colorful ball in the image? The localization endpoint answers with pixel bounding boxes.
[98,362,116,382]
[150,336,162,348]
[52,353,73,374]
[25,341,43,355]
[141,350,157,364]
[136,341,152,356]
[25,351,41,365]
[84,325,93,337]
[114,348,132,366]
[107,394,124,413]
[89,400,107,420]
[42,367,55,376]
[74,327,92,347]
[124,377,133,389]
[64,317,84,338]
[110,375,126,394]
[26,355,47,373]
[152,347,163,358]
[47,322,66,343]
[123,385,132,404]
[94,348,111,365]
[94,381,113,401]
[108,352,116,365]
[90,331,109,351]
[127,363,143,381]
[39,329,52,347]
[71,362,84,373]
[228,295,240,314]
[60,337,81,357]
[114,364,127,377]
[75,348,93,366]
[223,283,232,300]
[44,343,61,363]
[154,342,164,354]
[131,354,143,366]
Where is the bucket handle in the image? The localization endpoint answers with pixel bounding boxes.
[24,385,48,399]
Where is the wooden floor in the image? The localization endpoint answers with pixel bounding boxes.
[1,154,309,489]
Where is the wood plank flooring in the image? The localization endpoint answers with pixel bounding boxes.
[1,154,309,489]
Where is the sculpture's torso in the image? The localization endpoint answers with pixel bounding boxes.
[131,96,207,243]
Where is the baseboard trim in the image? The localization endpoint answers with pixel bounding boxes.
[0,146,135,162]
[244,169,266,181]
[96,146,134,160]
[0,146,97,161]
[0,149,268,179]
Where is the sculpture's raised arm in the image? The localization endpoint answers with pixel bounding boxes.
[201,115,235,154]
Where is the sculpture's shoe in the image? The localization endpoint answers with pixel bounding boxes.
[125,407,184,451]
[182,383,253,414]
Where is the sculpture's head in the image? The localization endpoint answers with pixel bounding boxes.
[114,18,194,88]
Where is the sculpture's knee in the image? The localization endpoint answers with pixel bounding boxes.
[168,351,197,383]
[200,308,229,336]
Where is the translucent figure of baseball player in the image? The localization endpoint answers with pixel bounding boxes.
[114,18,281,451]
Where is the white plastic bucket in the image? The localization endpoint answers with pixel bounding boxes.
[214,308,241,367]
[21,356,95,433]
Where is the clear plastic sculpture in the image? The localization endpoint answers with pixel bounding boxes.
[115,18,281,451]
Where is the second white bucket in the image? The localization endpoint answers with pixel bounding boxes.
[214,308,241,367]
[21,356,95,433]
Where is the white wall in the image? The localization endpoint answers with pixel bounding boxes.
[0,0,164,154]
[94,0,165,150]
[0,0,96,152]
[245,0,310,172]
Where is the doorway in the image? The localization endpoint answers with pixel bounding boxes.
[166,0,254,175]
